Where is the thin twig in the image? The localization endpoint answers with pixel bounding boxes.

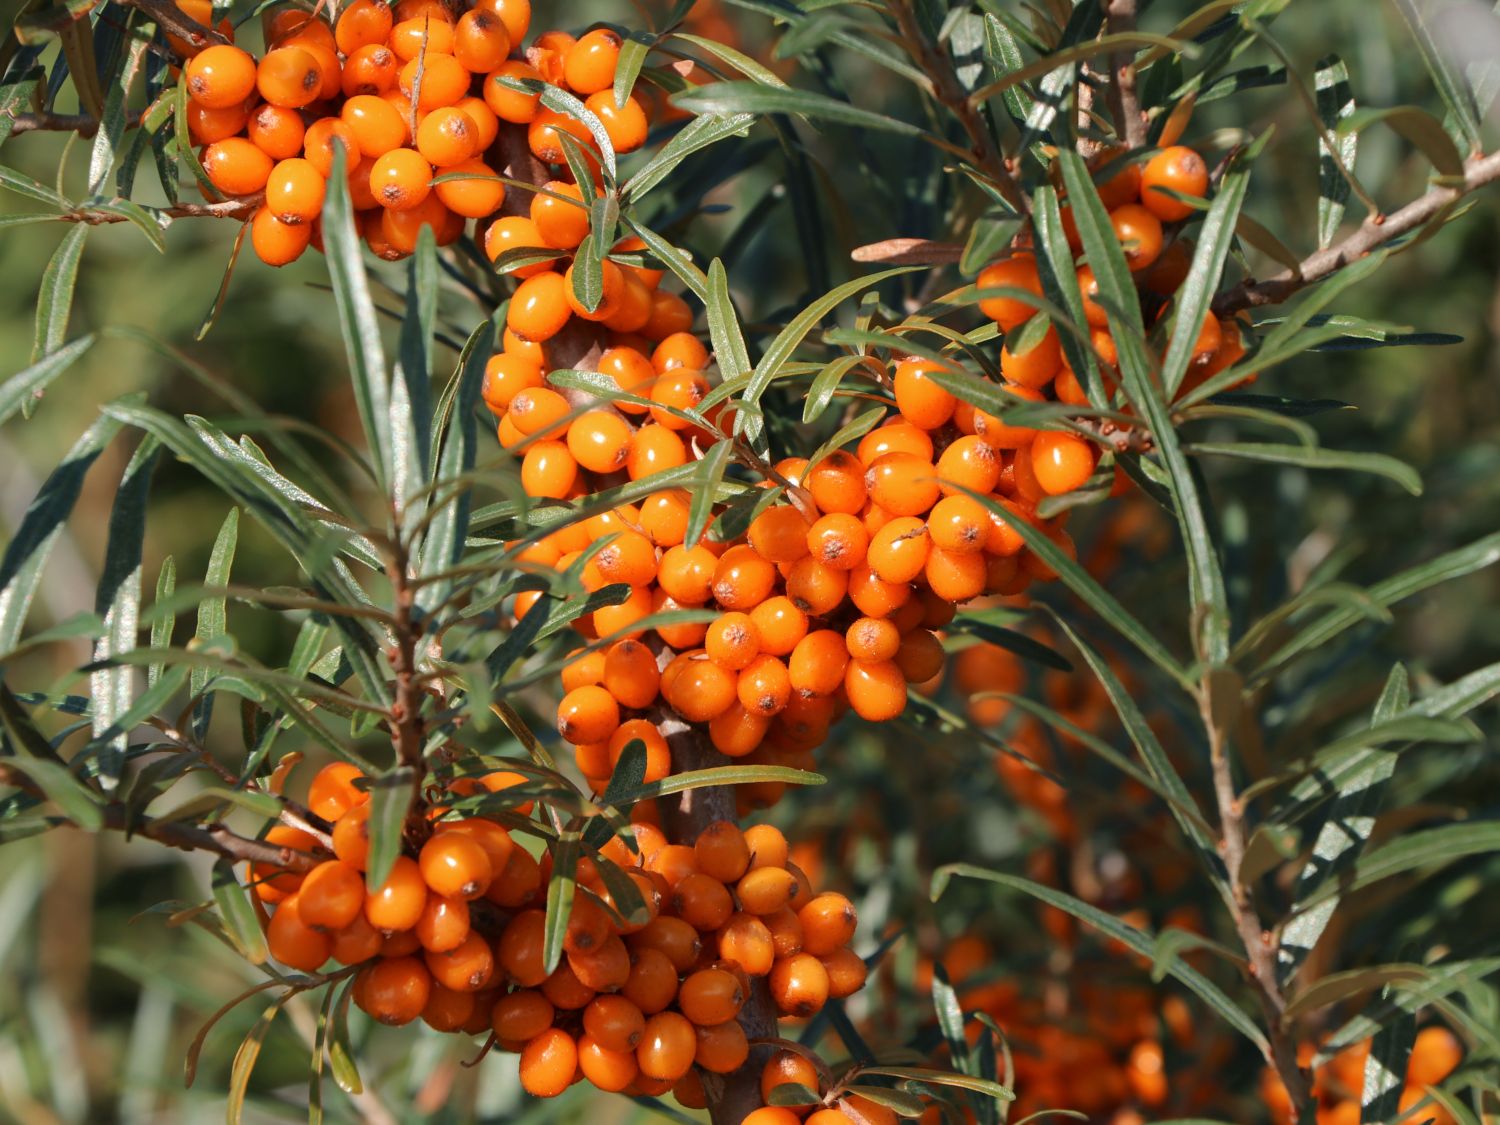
[1199,683,1312,1116]
[8,109,141,137]
[1104,0,1147,149]
[888,0,1028,215]
[1215,149,1500,315]
[58,196,262,225]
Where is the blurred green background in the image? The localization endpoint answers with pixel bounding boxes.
[2,0,1499,1121]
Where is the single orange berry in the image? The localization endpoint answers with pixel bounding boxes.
[185,44,257,109]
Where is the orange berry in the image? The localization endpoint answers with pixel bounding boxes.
[707,612,761,671]
[508,270,572,341]
[476,0,530,44]
[520,439,577,499]
[433,157,505,218]
[415,106,477,167]
[357,955,431,1025]
[866,516,930,584]
[529,108,596,165]
[256,46,322,109]
[335,0,394,54]
[564,29,622,95]
[749,597,808,657]
[584,994,646,1052]
[453,8,512,73]
[365,854,428,931]
[369,147,432,211]
[797,892,856,956]
[769,952,830,1017]
[602,639,660,709]
[977,254,1042,329]
[1001,324,1063,389]
[295,860,366,931]
[531,179,592,249]
[1030,431,1098,495]
[426,930,495,991]
[761,1049,821,1107]
[749,505,812,565]
[520,1027,578,1097]
[928,494,989,553]
[1141,145,1209,221]
[693,821,751,883]
[651,331,709,374]
[673,871,735,932]
[203,137,273,196]
[695,1019,750,1074]
[1110,203,1164,271]
[485,214,555,276]
[578,1033,639,1092]
[268,896,334,970]
[264,157,325,224]
[484,59,544,124]
[186,98,249,146]
[494,988,555,1041]
[622,946,678,1014]
[414,893,470,952]
[736,866,797,915]
[185,44,257,109]
[866,452,940,517]
[329,912,383,965]
[388,15,455,61]
[645,290,694,340]
[678,967,745,1025]
[894,357,958,429]
[637,1011,696,1081]
[649,368,709,429]
[419,831,493,900]
[738,654,791,717]
[845,659,907,721]
[558,684,621,745]
[585,90,649,153]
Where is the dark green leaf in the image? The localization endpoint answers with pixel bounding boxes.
[1388,0,1484,154]
[190,507,239,739]
[1314,54,1356,247]
[1185,441,1422,495]
[542,826,582,974]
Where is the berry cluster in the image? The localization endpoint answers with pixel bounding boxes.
[975,143,1250,420]
[251,765,863,1106]
[175,0,653,266]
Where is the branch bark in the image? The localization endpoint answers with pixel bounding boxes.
[1199,681,1311,1116]
[658,716,780,1125]
[1215,149,1500,315]
[1105,0,1147,150]
[58,196,262,225]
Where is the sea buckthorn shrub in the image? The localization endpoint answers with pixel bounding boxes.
[2,0,1500,1122]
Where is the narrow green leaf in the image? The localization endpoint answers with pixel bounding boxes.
[32,225,87,363]
[1288,822,1500,916]
[741,265,918,444]
[542,827,582,975]
[147,555,176,687]
[670,32,790,88]
[226,997,289,1125]
[211,858,268,964]
[327,979,363,1093]
[624,111,756,199]
[684,430,733,550]
[609,765,824,804]
[0,333,93,424]
[322,146,391,493]
[1314,55,1356,248]
[1389,0,1484,154]
[0,407,127,651]
[391,228,437,523]
[673,81,926,137]
[1186,441,1422,495]
[87,32,148,196]
[1161,154,1252,397]
[184,508,237,741]
[0,685,101,830]
[90,438,160,791]
[612,33,651,108]
[1285,964,1429,1022]
[934,866,1270,1054]
[364,769,417,892]
[955,487,1192,689]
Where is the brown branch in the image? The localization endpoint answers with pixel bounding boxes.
[58,196,262,226]
[386,536,429,836]
[1199,682,1312,1116]
[888,0,1028,216]
[8,109,140,137]
[1215,149,1500,315]
[657,715,779,1125]
[1105,0,1147,150]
